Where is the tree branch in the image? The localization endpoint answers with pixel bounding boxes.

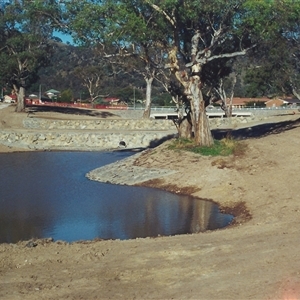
[144,1,176,27]
[186,44,256,67]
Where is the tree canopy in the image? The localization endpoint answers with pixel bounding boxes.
[0,0,59,111]
[244,0,300,98]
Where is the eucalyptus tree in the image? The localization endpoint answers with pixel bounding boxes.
[68,0,170,118]
[0,0,62,112]
[142,0,282,145]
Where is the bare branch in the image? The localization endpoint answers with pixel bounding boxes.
[186,44,256,67]
[144,1,176,27]
[206,45,256,61]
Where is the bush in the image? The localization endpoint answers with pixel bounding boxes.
[58,89,73,103]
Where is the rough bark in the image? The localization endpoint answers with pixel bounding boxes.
[197,103,214,146]
[189,78,214,146]
[178,117,192,139]
[165,47,214,145]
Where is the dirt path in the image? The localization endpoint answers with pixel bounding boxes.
[1,104,300,299]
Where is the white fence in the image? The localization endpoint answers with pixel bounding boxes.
[128,105,299,118]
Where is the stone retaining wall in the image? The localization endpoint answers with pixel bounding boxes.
[23,118,176,131]
[23,114,268,131]
[0,115,271,151]
[0,130,176,150]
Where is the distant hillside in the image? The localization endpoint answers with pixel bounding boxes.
[30,42,164,103]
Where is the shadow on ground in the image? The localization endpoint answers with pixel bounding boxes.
[212,117,300,140]
[27,105,118,118]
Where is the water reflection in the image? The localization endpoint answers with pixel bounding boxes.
[0,151,233,243]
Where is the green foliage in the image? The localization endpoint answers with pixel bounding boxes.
[0,0,63,110]
[243,0,300,97]
[169,137,245,157]
[152,93,173,106]
[114,87,143,103]
[59,89,73,103]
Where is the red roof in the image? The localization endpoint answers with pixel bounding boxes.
[8,94,17,100]
[216,97,269,105]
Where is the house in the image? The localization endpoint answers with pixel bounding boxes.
[265,98,287,107]
[215,97,269,108]
[45,89,60,100]
[103,97,120,105]
[3,94,17,103]
[285,98,300,106]
[27,93,51,104]
[265,97,300,108]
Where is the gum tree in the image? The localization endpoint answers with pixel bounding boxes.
[0,0,60,112]
[143,0,274,145]
[67,0,169,118]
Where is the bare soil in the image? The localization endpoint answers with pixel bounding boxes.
[1,104,300,299]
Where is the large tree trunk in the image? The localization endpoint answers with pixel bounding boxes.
[142,77,153,119]
[194,102,214,146]
[14,86,25,112]
[190,78,214,146]
[178,116,193,138]
[166,45,213,146]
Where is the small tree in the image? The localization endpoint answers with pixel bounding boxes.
[59,89,73,103]
[74,65,108,106]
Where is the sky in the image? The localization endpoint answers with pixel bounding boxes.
[53,31,74,45]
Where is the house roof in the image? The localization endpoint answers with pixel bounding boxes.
[283,98,300,104]
[216,97,269,105]
[5,94,17,100]
[46,89,60,94]
[265,98,287,104]
[264,98,300,103]
[28,93,39,98]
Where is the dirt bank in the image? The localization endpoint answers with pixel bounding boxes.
[1,104,300,299]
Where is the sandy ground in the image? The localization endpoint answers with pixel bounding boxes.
[1,104,300,299]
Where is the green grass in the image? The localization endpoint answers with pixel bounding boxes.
[168,137,246,157]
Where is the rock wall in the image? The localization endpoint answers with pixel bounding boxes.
[0,118,176,151]
[23,118,175,131]
[0,115,271,151]
[0,130,176,151]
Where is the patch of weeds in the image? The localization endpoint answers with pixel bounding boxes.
[191,140,233,156]
[169,137,247,157]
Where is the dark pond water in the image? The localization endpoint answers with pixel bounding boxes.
[0,151,233,243]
